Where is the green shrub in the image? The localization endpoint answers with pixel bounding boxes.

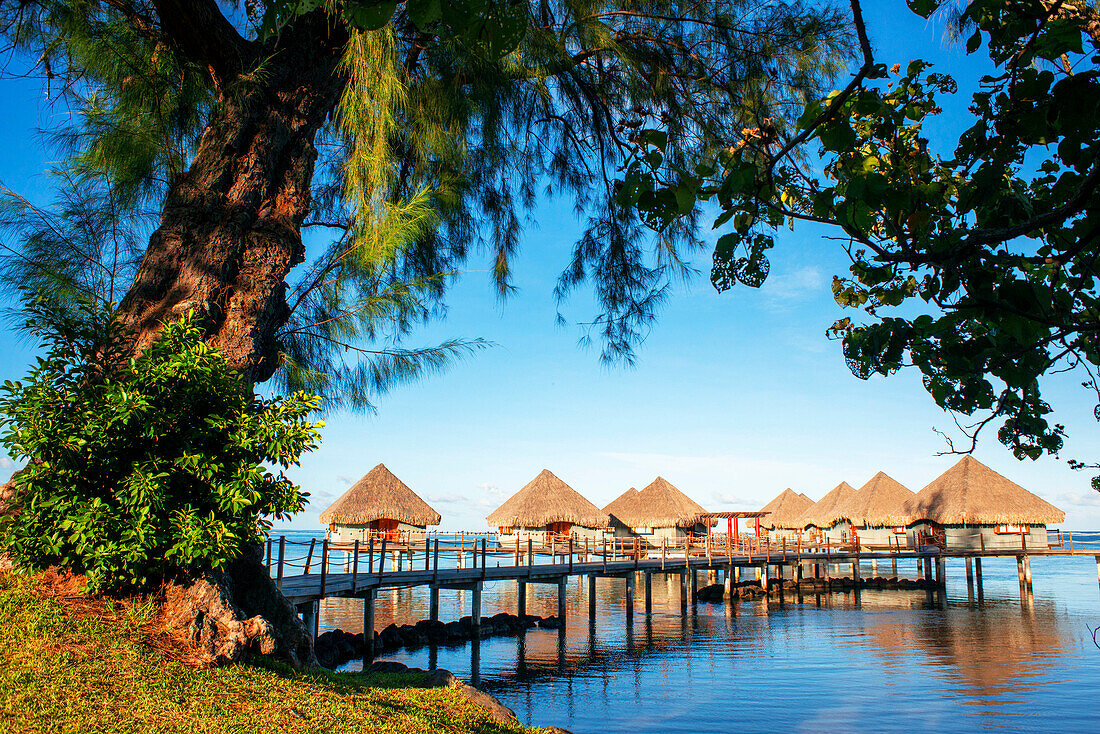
[0,298,323,592]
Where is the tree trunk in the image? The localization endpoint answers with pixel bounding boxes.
[118,21,346,383]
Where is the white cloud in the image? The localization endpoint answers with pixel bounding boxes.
[476,482,503,496]
[763,266,826,307]
[426,492,469,505]
[0,458,13,470]
[1056,491,1100,508]
[336,475,354,486]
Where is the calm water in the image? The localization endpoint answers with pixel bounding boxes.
[278,530,1100,732]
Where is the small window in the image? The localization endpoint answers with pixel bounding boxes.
[893,527,906,534]
[632,526,654,535]
[995,524,1030,534]
[499,527,513,535]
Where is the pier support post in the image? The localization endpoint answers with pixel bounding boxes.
[891,556,897,577]
[1016,556,1026,588]
[723,565,733,595]
[300,601,319,641]
[935,556,946,587]
[1023,555,1033,590]
[363,588,376,659]
[558,576,567,623]
[471,581,483,634]
[690,568,699,604]
[759,565,768,592]
[871,558,878,577]
[733,566,740,584]
[680,571,689,610]
[589,574,597,621]
[851,557,860,585]
[964,557,974,597]
[429,586,439,623]
[923,557,933,583]
[625,573,635,626]
[517,581,526,619]
[644,571,653,615]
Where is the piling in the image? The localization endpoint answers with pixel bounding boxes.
[644,571,653,615]
[588,574,597,621]
[558,576,567,623]
[471,581,483,634]
[680,571,689,611]
[429,586,439,623]
[626,573,635,626]
[363,588,376,659]
[965,557,974,596]
[517,581,526,619]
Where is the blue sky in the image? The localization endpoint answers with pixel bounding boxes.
[1,2,1098,530]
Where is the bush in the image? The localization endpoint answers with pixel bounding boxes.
[0,298,323,592]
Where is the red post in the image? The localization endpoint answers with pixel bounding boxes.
[733,517,740,548]
[754,516,761,538]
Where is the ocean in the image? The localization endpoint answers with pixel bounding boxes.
[272,529,1100,732]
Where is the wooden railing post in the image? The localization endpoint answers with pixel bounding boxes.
[266,538,272,569]
[378,537,387,582]
[603,537,608,574]
[661,537,666,570]
[319,538,328,596]
[304,538,316,575]
[368,537,374,574]
[276,536,285,591]
[569,537,574,573]
[481,538,487,579]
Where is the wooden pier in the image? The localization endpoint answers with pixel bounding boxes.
[265,532,1100,647]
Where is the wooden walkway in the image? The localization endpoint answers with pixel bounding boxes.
[265,534,1100,640]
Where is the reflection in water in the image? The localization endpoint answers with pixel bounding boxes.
[325,556,1100,733]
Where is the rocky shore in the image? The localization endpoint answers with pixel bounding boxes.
[315,612,561,669]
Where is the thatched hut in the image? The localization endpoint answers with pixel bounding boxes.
[319,463,441,543]
[797,481,858,542]
[901,456,1064,550]
[759,488,815,542]
[486,469,609,542]
[603,487,640,538]
[601,476,710,544]
[840,471,916,548]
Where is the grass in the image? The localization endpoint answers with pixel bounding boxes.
[0,571,543,734]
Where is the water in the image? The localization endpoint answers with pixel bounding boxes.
[276,530,1100,732]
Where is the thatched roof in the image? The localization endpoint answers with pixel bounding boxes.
[759,488,815,529]
[797,481,858,528]
[798,492,814,503]
[840,472,916,528]
[606,476,709,528]
[902,456,1064,526]
[603,488,640,527]
[486,469,609,528]
[319,463,441,527]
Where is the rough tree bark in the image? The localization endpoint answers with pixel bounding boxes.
[118,9,347,382]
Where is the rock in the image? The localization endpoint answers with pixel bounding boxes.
[538,615,560,629]
[459,684,518,725]
[544,728,576,734]
[159,545,315,668]
[368,660,408,673]
[695,583,724,602]
[423,668,459,689]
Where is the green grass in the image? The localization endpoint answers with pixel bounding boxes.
[0,572,541,734]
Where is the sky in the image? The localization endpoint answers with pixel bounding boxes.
[1,2,1098,531]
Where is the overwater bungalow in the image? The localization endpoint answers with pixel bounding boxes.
[603,487,640,538]
[601,476,710,544]
[759,488,815,542]
[486,469,609,543]
[901,456,1064,550]
[839,471,916,549]
[318,463,441,543]
[797,481,859,543]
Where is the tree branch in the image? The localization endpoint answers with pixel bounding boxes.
[151,0,252,86]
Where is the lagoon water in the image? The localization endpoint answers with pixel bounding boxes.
[279,531,1100,732]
